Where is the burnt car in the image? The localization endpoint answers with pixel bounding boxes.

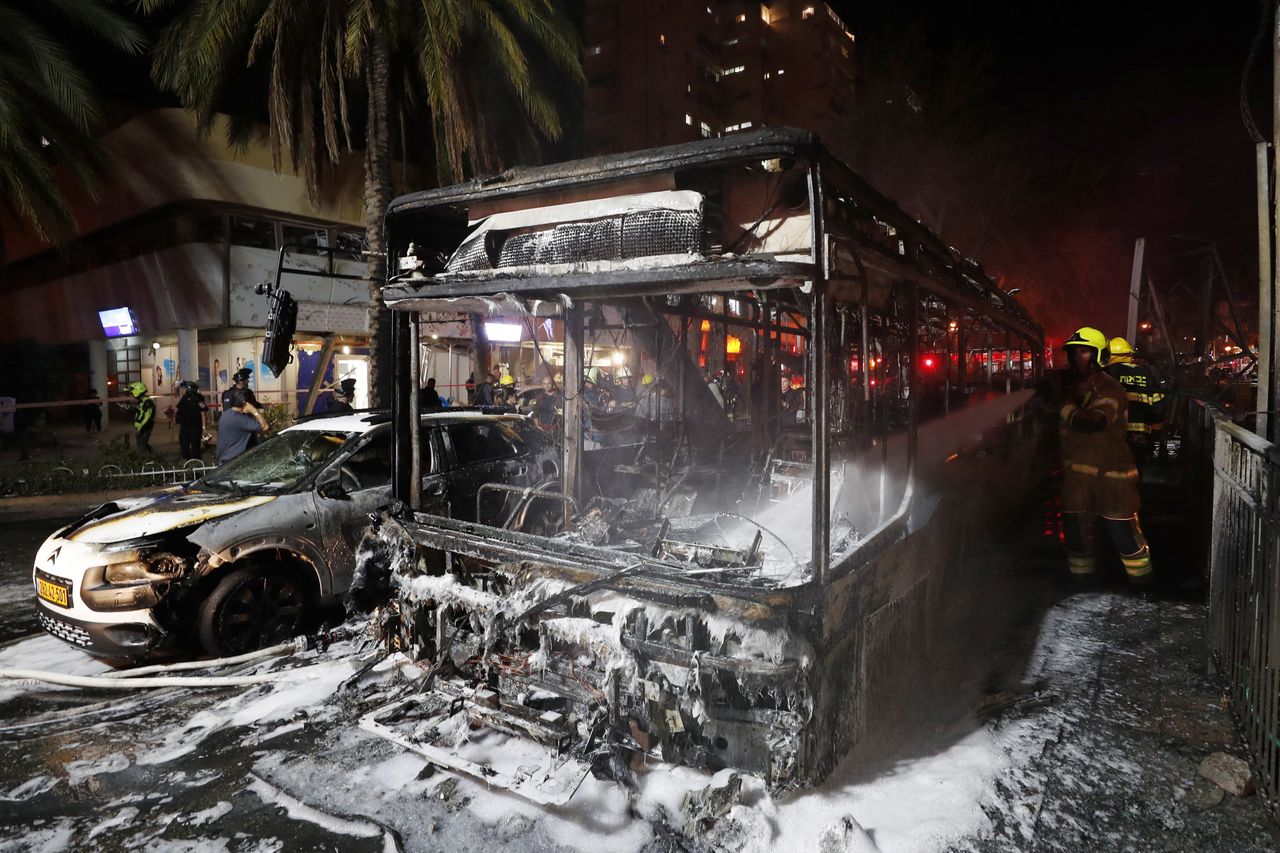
[32,410,558,662]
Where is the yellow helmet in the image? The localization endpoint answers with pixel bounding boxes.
[1108,337,1135,360]
[127,381,149,398]
[1063,327,1108,361]
[641,373,655,386]
[499,374,515,386]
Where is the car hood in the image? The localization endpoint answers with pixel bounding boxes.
[65,486,277,545]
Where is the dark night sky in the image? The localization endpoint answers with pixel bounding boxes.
[836,1,1264,339]
[72,2,1266,339]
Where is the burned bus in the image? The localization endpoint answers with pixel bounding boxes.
[358,128,1044,803]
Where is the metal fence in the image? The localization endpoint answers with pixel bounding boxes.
[1199,401,1280,816]
[2,458,215,496]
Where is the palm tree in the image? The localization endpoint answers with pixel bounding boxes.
[147,0,582,405]
[0,0,145,251]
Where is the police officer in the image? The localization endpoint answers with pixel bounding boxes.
[175,381,208,460]
[1106,337,1166,468]
[328,378,357,413]
[221,368,258,414]
[1046,327,1153,587]
[128,381,156,454]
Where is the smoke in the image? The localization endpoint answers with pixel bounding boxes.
[728,390,1037,580]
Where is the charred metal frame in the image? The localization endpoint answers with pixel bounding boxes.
[371,129,1044,796]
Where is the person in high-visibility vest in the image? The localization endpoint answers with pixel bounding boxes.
[128,381,156,454]
[1105,337,1166,468]
[1040,327,1153,587]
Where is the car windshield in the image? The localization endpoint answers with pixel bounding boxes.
[198,429,358,494]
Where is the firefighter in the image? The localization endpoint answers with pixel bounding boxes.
[128,381,156,454]
[1051,327,1153,587]
[1105,337,1166,467]
[496,373,517,408]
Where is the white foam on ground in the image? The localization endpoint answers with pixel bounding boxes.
[135,657,355,766]
[0,633,110,677]
[183,801,233,827]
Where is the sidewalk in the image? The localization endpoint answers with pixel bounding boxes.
[0,488,152,524]
[957,592,1279,852]
[1,419,192,467]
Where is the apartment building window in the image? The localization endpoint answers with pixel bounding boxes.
[735,13,746,22]
[722,65,745,76]
[723,37,739,47]
[585,42,606,57]
[699,121,713,138]
[724,121,753,132]
[685,113,693,126]
[659,33,666,45]
[802,5,816,19]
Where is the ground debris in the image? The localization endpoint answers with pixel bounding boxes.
[431,776,471,810]
[681,771,742,836]
[1197,752,1255,797]
[1186,779,1226,812]
[975,687,1054,718]
[817,815,880,853]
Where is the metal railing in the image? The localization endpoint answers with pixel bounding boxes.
[1198,400,1280,816]
[3,458,216,496]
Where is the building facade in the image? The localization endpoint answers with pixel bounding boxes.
[583,0,856,161]
[0,110,370,424]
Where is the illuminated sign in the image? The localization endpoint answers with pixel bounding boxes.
[98,307,138,337]
[483,322,523,343]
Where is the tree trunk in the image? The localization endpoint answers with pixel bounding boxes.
[364,36,393,408]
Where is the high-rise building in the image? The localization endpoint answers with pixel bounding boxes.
[583,0,856,161]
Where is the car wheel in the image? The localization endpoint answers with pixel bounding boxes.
[197,565,310,657]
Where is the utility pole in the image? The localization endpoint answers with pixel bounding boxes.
[1126,238,1144,345]
[1257,143,1273,439]
[1267,2,1280,440]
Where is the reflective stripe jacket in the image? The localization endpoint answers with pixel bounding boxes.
[1105,361,1165,432]
[133,397,155,431]
[1059,369,1136,477]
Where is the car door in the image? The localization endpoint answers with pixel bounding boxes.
[316,427,451,562]
[441,421,531,524]
[315,429,395,581]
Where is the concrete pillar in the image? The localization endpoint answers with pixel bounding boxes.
[177,328,199,384]
[89,339,110,429]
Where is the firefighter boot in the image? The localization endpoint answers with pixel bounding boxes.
[1062,512,1098,584]
[1101,515,1153,588]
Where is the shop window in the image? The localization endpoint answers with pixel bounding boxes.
[229,216,276,250]
[281,223,331,256]
[112,348,142,390]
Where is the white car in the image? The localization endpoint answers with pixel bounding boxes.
[33,410,558,663]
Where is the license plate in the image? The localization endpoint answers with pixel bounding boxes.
[37,576,71,608]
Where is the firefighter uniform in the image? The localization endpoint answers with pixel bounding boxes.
[1056,328,1153,586]
[1105,337,1165,466]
